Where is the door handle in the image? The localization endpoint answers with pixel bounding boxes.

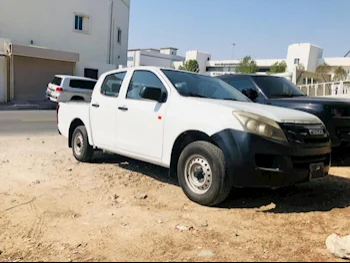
[92,103,100,108]
[118,106,128,111]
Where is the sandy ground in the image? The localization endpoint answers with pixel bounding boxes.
[0,135,350,262]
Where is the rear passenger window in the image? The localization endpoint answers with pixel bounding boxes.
[100,72,127,97]
[51,77,62,86]
[69,80,97,90]
[127,71,165,100]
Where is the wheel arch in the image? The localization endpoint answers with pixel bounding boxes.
[68,118,86,148]
[169,130,218,178]
[169,129,242,179]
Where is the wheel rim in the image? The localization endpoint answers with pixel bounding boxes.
[74,132,84,156]
[184,154,212,195]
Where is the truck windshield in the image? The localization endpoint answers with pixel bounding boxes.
[162,70,251,102]
[252,76,306,98]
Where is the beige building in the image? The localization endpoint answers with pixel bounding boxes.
[0,0,130,103]
[0,40,79,103]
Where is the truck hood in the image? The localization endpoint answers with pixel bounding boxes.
[268,96,350,107]
[189,98,323,124]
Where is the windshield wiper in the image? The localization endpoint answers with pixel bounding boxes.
[222,98,237,101]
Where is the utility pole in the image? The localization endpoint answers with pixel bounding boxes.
[232,43,236,60]
[345,50,350,57]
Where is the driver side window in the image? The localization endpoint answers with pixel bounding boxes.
[229,79,263,102]
[127,71,166,100]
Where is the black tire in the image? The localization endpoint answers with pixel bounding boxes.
[177,141,232,207]
[72,125,94,162]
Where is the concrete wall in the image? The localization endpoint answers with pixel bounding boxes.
[286,43,323,72]
[173,61,184,70]
[110,0,130,66]
[322,57,350,67]
[76,61,116,78]
[127,50,184,68]
[127,50,140,67]
[0,39,9,102]
[160,48,177,56]
[0,0,130,75]
[308,45,323,72]
[185,50,211,74]
[0,57,6,102]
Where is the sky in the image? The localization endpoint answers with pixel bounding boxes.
[128,0,350,60]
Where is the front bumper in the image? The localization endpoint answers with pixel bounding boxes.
[211,129,331,188]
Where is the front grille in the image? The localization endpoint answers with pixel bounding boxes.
[292,153,331,169]
[280,123,330,146]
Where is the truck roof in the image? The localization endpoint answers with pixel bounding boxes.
[104,66,208,77]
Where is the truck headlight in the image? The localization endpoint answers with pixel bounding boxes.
[233,111,288,142]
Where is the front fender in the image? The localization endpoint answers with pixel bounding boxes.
[211,129,244,182]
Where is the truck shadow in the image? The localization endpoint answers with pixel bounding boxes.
[331,158,350,167]
[220,174,350,213]
[331,152,350,167]
[91,152,178,186]
[92,153,350,214]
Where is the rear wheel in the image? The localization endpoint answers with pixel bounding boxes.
[72,126,94,162]
[177,141,232,207]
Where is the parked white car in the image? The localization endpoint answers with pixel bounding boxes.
[46,75,97,103]
[57,67,331,206]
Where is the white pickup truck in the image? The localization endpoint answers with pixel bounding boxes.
[57,67,331,206]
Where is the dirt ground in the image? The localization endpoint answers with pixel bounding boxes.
[0,135,350,262]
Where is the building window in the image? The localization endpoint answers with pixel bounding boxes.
[127,57,134,62]
[117,28,122,44]
[294,58,300,65]
[74,14,90,33]
[84,68,99,80]
[206,67,236,73]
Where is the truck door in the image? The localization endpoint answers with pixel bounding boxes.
[115,69,169,161]
[90,71,127,149]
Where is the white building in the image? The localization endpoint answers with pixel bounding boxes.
[172,43,350,86]
[0,0,130,102]
[127,47,185,68]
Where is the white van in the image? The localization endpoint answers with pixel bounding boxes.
[46,75,97,103]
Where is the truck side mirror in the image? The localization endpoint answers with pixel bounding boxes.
[140,86,166,103]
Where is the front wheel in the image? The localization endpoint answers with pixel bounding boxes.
[177,141,232,207]
[72,126,94,162]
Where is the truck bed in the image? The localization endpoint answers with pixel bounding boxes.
[57,101,93,145]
